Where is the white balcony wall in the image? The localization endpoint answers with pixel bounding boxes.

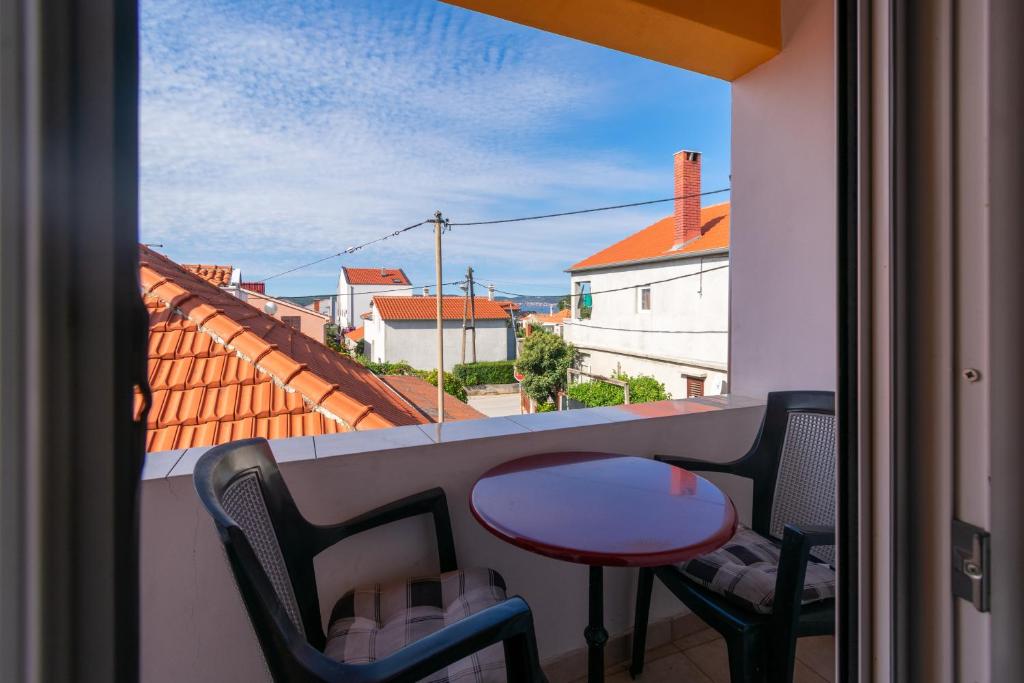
[565,255,729,398]
[139,397,764,683]
[729,0,837,397]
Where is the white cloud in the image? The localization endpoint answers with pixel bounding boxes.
[140,0,692,293]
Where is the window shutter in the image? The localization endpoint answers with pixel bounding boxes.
[686,376,705,397]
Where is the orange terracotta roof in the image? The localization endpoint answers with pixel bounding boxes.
[380,375,487,423]
[342,267,411,286]
[138,246,427,452]
[568,202,729,272]
[526,309,571,325]
[372,296,510,321]
[180,263,235,287]
[344,326,364,342]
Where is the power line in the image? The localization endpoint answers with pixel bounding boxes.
[255,186,730,282]
[261,219,430,282]
[446,188,729,226]
[563,321,727,335]
[354,279,467,297]
[484,264,729,299]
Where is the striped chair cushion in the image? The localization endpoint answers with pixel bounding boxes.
[678,526,835,615]
[325,568,508,683]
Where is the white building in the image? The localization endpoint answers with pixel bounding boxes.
[363,296,514,371]
[337,267,413,329]
[564,150,729,398]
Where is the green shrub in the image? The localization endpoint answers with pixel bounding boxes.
[419,369,468,403]
[354,357,470,403]
[622,374,671,403]
[517,330,576,404]
[357,358,417,376]
[567,381,625,407]
[567,374,671,408]
[452,360,516,386]
[535,402,557,412]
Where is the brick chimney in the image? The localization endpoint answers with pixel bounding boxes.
[673,150,702,247]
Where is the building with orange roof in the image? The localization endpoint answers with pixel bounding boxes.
[564,151,729,399]
[337,265,414,329]
[180,263,238,288]
[363,295,514,371]
[342,325,365,352]
[522,308,571,336]
[138,245,440,452]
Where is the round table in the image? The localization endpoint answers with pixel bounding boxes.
[470,451,737,683]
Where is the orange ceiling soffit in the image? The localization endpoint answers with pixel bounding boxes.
[441,0,780,81]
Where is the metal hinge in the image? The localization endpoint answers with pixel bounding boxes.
[951,519,990,612]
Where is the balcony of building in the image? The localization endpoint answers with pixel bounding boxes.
[140,394,835,682]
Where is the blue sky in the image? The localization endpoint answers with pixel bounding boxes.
[140,0,731,296]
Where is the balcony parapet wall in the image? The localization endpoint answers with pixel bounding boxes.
[140,396,765,682]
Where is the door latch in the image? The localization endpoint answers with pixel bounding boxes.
[951,518,990,612]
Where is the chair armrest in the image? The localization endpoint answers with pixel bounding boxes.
[771,524,836,634]
[654,454,745,475]
[309,487,457,572]
[338,598,544,683]
[783,523,835,548]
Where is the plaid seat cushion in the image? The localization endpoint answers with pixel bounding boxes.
[678,526,835,615]
[325,568,508,682]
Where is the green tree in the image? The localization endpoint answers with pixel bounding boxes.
[419,369,468,403]
[557,295,571,311]
[517,330,576,405]
[324,324,344,353]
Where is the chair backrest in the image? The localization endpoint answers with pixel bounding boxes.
[745,392,836,564]
[193,438,327,671]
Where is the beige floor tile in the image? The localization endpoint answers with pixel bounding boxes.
[673,627,722,651]
[793,659,828,683]
[796,636,836,682]
[683,639,828,683]
[683,639,732,683]
[606,651,714,683]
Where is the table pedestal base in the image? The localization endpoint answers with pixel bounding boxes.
[586,565,609,683]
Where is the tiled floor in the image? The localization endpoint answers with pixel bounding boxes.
[573,631,835,683]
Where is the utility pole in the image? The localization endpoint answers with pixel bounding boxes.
[460,272,469,366]
[468,266,477,363]
[433,210,445,423]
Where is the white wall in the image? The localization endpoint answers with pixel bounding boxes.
[337,277,414,329]
[245,291,328,343]
[375,319,512,371]
[565,254,729,396]
[729,0,836,397]
[139,398,766,683]
[576,347,728,399]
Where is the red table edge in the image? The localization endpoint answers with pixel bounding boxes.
[468,466,739,568]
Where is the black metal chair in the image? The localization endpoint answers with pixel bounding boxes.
[630,391,836,683]
[193,438,547,683]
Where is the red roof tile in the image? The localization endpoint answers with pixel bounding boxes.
[180,263,235,286]
[342,267,411,286]
[380,375,487,423]
[525,309,571,325]
[138,246,427,452]
[568,202,729,272]
[344,326,364,342]
[372,296,510,321]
